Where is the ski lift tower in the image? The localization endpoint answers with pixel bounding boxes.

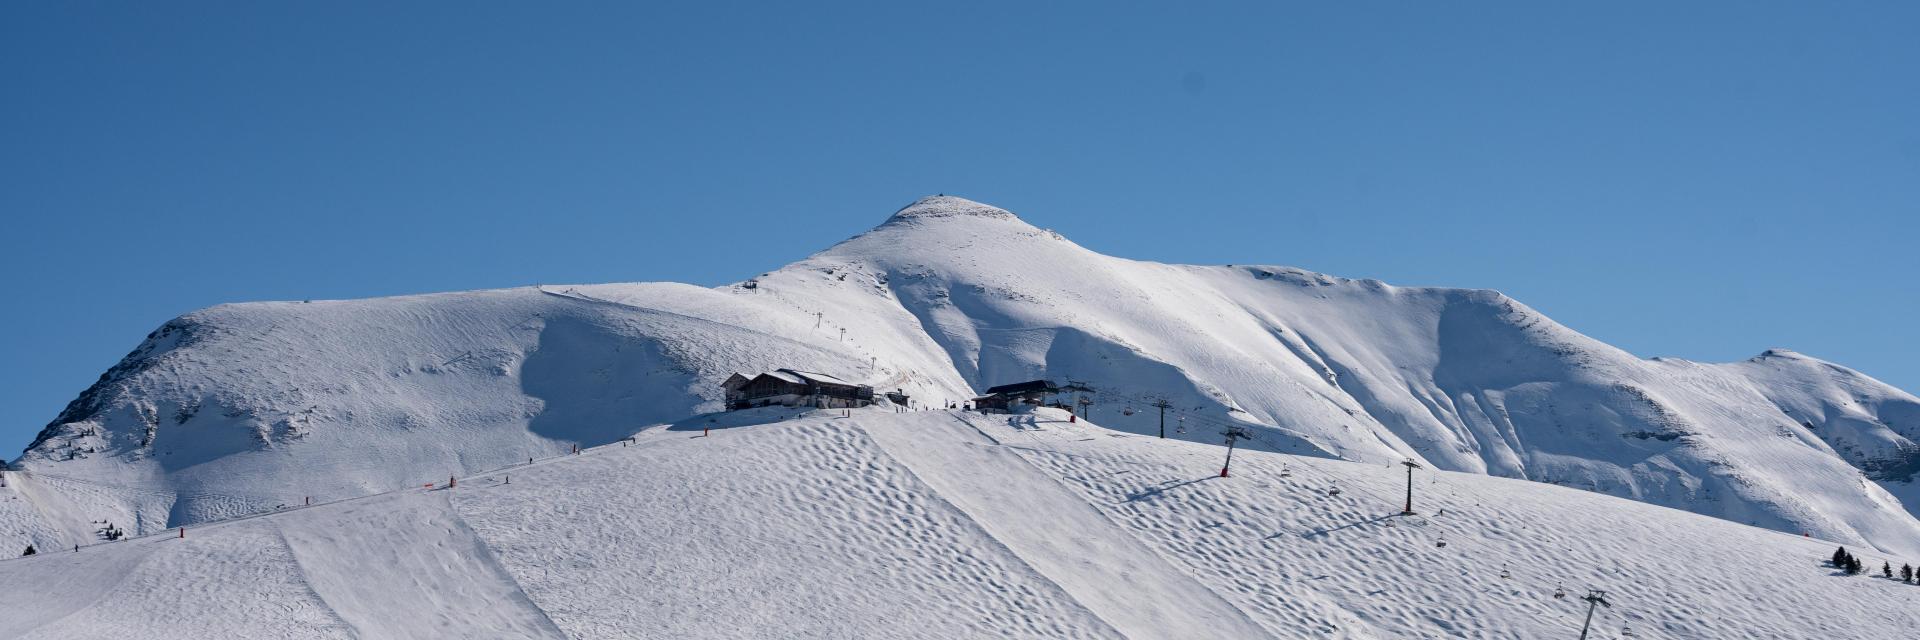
[1150,399,1173,439]
[1399,459,1423,515]
[1219,425,1253,477]
[1061,380,1095,419]
[1577,590,1612,640]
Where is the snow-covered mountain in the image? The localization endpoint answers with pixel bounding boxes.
[6,408,1919,639]
[8,195,1920,560]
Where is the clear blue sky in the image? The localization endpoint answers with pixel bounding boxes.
[3,3,1915,453]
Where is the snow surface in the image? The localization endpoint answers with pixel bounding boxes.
[10,194,1920,563]
[5,408,1917,638]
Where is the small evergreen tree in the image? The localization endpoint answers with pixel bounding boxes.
[1849,557,1864,575]
[1834,547,1850,567]
[21,544,35,556]
[1885,561,1894,578]
[1902,564,1913,583]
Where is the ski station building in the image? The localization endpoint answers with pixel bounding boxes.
[723,369,875,410]
[971,379,1060,413]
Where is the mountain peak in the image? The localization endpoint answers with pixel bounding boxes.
[885,195,1020,223]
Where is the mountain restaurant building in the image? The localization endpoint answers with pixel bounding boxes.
[971,379,1060,413]
[724,369,875,410]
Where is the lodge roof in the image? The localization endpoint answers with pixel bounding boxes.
[762,370,805,384]
[781,369,861,388]
[983,380,1058,396]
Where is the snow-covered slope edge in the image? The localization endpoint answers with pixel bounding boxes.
[7,284,972,550]
[4,409,1917,639]
[9,195,1920,559]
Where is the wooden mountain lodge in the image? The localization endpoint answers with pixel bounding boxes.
[723,369,875,410]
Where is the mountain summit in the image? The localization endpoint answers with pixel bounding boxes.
[8,196,1920,558]
[885,194,1021,222]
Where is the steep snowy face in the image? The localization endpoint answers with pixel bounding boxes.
[737,196,1920,555]
[1726,349,1920,481]
[5,285,941,546]
[10,194,1920,559]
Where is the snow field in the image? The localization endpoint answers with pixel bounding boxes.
[452,414,1119,639]
[989,409,1914,638]
[7,407,1919,638]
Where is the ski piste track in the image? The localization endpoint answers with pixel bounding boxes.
[12,405,1920,638]
[0,407,1476,565]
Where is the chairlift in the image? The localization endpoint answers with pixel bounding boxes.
[1280,465,1292,478]
[1500,568,1512,579]
[1435,540,1447,548]
[1328,487,1342,497]
[1122,407,1136,416]
[1553,584,1566,599]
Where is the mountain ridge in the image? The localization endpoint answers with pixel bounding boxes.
[8,195,1920,558]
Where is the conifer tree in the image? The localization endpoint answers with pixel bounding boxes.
[21,544,35,556]
[1902,564,1912,583]
[1834,547,1849,567]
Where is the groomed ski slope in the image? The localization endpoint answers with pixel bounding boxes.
[5,407,1916,639]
